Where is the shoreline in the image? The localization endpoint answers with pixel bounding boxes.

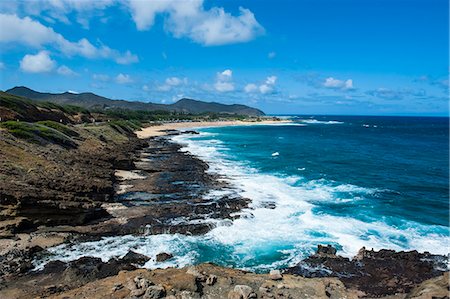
[135,119,292,138]
[0,120,448,298]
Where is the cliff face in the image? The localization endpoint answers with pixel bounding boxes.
[5,86,265,116]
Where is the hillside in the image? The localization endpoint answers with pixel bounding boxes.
[6,86,265,116]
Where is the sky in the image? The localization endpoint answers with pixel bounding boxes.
[0,0,448,116]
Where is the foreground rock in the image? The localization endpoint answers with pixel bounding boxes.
[2,262,446,299]
[286,245,448,297]
[0,263,359,299]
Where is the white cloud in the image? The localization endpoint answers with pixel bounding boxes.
[268,51,276,59]
[245,75,277,94]
[0,62,4,69]
[265,76,277,85]
[323,77,354,90]
[244,83,258,93]
[214,69,235,92]
[0,13,138,64]
[128,0,264,46]
[166,76,186,86]
[93,73,110,81]
[157,76,188,91]
[214,81,235,92]
[115,50,139,65]
[20,51,55,73]
[3,0,116,29]
[142,85,149,91]
[115,73,132,84]
[57,65,77,76]
[3,1,263,46]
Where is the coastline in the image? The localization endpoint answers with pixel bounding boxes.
[135,119,292,138]
[0,119,448,298]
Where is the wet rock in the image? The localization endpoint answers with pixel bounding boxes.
[182,130,200,135]
[316,244,337,256]
[122,250,150,265]
[269,269,282,280]
[156,252,173,262]
[143,285,165,299]
[285,247,448,297]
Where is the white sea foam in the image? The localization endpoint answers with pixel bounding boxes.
[298,119,344,125]
[34,129,450,272]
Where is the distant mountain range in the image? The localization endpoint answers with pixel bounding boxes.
[5,86,265,116]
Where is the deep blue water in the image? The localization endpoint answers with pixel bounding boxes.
[200,116,449,228]
[37,116,449,272]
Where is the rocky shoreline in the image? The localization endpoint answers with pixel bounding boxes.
[0,127,448,298]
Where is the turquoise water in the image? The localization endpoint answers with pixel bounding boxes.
[36,116,450,272]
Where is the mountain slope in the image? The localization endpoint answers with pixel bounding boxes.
[6,86,265,116]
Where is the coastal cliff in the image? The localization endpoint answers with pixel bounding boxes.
[0,93,448,299]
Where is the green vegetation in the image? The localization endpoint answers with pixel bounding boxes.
[36,120,80,137]
[108,120,142,134]
[98,107,249,123]
[0,92,258,148]
[0,121,76,148]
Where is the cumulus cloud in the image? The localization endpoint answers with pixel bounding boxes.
[214,69,235,92]
[93,73,110,81]
[0,13,138,64]
[57,65,77,76]
[115,73,133,84]
[244,83,258,93]
[20,51,55,73]
[157,76,188,91]
[2,1,264,47]
[128,0,264,46]
[245,76,277,94]
[1,0,116,28]
[323,77,354,90]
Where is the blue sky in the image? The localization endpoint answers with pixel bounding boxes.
[0,0,448,115]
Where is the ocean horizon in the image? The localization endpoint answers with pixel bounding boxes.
[35,116,449,272]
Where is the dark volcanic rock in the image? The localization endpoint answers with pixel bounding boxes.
[316,244,337,256]
[122,251,150,265]
[110,136,250,236]
[285,245,448,296]
[156,252,173,262]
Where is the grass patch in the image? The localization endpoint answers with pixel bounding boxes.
[0,121,76,148]
[108,120,142,134]
[36,120,79,137]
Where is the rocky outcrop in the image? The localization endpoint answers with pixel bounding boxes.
[286,245,448,297]
[0,263,359,299]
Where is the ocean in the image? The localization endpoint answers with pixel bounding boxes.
[35,116,450,272]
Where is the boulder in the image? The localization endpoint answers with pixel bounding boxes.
[231,285,254,299]
[206,274,217,285]
[156,252,173,262]
[122,250,150,265]
[269,269,282,280]
[316,244,337,256]
[143,285,165,299]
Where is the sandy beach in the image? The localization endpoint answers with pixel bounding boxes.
[136,119,291,138]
